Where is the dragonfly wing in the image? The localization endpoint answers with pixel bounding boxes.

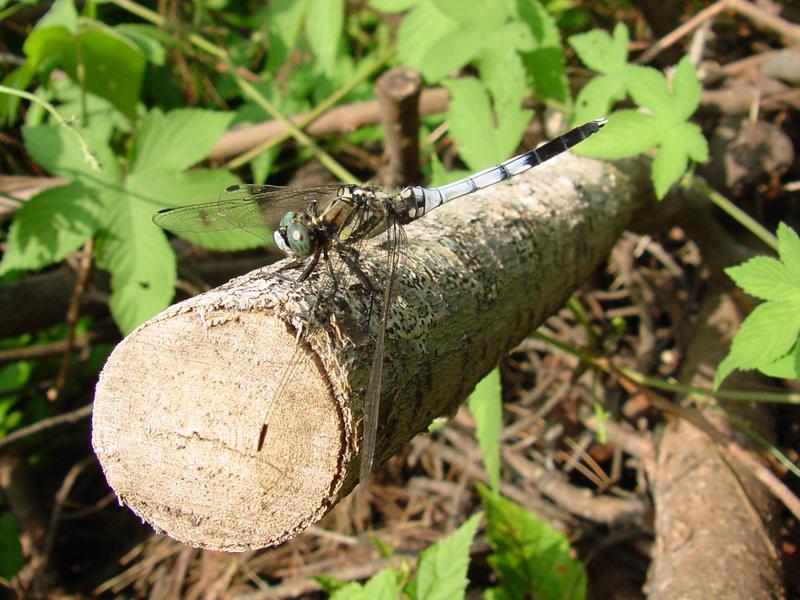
[152,184,343,233]
[359,216,406,482]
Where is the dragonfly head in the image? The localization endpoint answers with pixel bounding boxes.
[274,211,316,258]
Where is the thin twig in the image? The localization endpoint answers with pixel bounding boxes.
[0,404,93,451]
[47,238,94,401]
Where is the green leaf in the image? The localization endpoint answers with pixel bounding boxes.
[0,183,99,274]
[725,256,799,301]
[116,24,166,66]
[369,0,418,11]
[444,77,531,170]
[96,190,176,334]
[22,123,118,183]
[396,2,457,74]
[572,110,659,159]
[715,300,800,388]
[23,26,72,71]
[568,23,628,73]
[479,46,527,124]
[671,56,701,121]
[407,512,481,600]
[0,63,36,125]
[479,486,587,600]
[432,0,507,28]
[625,65,673,117]
[758,343,800,380]
[0,513,24,580]
[684,121,709,163]
[522,45,568,105]
[265,0,310,71]
[651,127,688,199]
[132,109,234,174]
[36,0,78,32]
[468,369,502,491]
[572,74,626,125]
[66,22,146,119]
[330,569,401,600]
[518,0,560,47]
[305,0,344,77]
[777,222,800,281]
[419,27,487,82]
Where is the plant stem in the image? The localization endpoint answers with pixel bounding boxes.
[109,0,363,183]
[690,176,779,251]
[0,85,100,171]
[534,330,800,404]
[225,47,393,171]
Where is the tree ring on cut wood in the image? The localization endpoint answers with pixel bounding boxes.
[92,308,347,551]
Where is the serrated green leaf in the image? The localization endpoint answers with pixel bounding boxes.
[725,256,800,301]
[116,24,166,66]
[96,193,176,334]
[419,27,486,82]
[671,56,701,121]
[723,300,800,372]
[571,74,626,125]
[396,2,457,74]
[266,0,310,71]
[305,0,344,77]
[572,110,659,159]
[522,45,568,105]
[468,369,502,491]
[757,343,800,380]
[479,46,527,121]
[0,183,99,274]
[331,569,400,600]
[684,122,709,163]
[22,123,118,183]
[369,0,418,11]
[624,65,673,117]
[777,223,800,281]
[519,0,560,47]
[479,486,586,600]
[568,23,628,73]
[651,128,688,199]
[0,513,23,580]
[132,109,234,174]
[407,512,481,600]
[445,78,530,170]
[432,0,507,27]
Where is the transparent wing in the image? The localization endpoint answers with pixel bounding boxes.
[152,183,344,233]
[359,215,406,482]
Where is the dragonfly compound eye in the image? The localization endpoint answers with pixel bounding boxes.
[286,221,314,257]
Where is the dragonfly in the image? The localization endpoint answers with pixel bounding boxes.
[152,117,607,482]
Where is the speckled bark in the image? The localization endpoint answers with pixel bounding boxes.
[92,154,648,551]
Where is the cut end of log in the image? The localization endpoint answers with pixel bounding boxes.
[92,308,348,551]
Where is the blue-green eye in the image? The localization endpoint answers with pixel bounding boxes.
[286,221,314,256]
[279,212,296,228]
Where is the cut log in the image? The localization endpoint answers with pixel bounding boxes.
[92,153,648,551]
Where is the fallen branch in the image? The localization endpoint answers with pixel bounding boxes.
[92,153,652,551]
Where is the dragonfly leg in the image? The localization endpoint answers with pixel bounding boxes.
[337,247,375,295]
[297,248,322,282]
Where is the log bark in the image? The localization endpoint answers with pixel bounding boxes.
[645,284,784,599]
[92,154,650,551]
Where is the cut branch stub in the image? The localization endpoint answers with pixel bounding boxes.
[92,154,646,551]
